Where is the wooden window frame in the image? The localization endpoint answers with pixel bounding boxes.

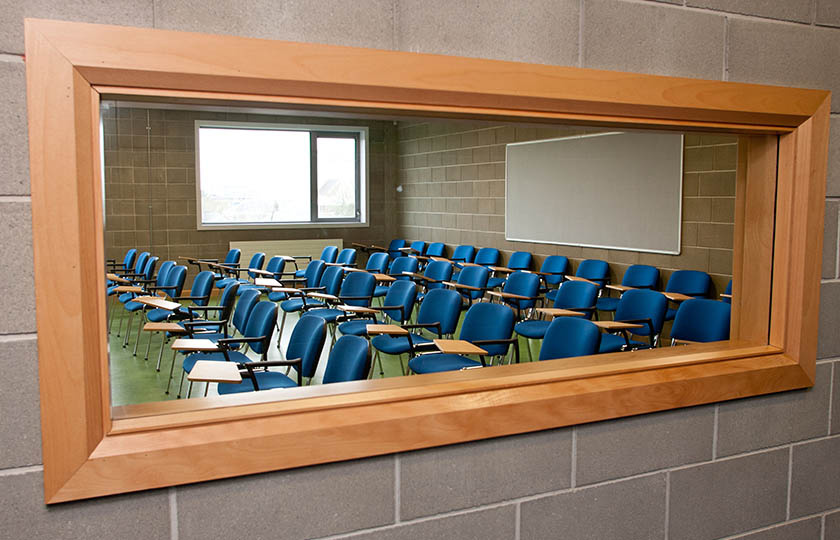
[24,19,829,503]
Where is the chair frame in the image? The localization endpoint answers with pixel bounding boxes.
[26,19,828,502]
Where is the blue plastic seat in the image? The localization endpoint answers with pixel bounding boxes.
[536,255,568,296]
[664,270,711,320]
[371,288,461,360]
[671,299,731,344]
[408,302,516,374]
[492,271,539,320]
[598,289,668,353]
[425,242,445,258]
[303,272,375,331]
[722,279,733,304]
[412,260,453,302]
[216,252,266,289]
[374,256,418,297]
[450,245,475,264]
[488,251,532,289]
[208,249,242,283]
[238,255,286,296]
[515,280,598,345]
[364,252,390,274]
[596,264,659,313]
[276,264,343,343]
[338,280,417,337]
[294,246,339,278]
[270,259,325,303]
[335,248,357,267]
[386,239,406,260]
[322,335,372,384]
[546,259,609,303]
[539,318,601,360]
[448,265,489,307]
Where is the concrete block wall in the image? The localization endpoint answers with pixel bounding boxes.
[395,121,735,294]
[2,1,840,538]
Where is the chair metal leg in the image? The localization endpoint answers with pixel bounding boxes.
[398,353,407,376]
[122,312,134,347]
[144,325,154,361]
[165,349,178,394]
[176,368,186,398]
[115,308,124,338]
[132,312,144,356]
[525,338,533,362]
[204,383,209,397]
[187,381,193,398]
[155,335,167,371]
[276,311,288,349]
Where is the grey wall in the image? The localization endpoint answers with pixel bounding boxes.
[2,1,840,539]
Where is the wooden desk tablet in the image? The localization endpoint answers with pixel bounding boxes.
[593,321,644,331]
[143,322,187,333]
[565,275,600,286]
[663,292,693,302]
[373,273,396,282]
[340,305,379,314]
[536,308,587,317]
[254,277,283,288]
[489,266,515,274]
[366,324,408,335]
[307,292,339,302]
[187,361,242,384]
[720,293,732,299]
[442,281,483,291]
[112,285,144,293]
[106,273,130,284]
[170,338,220,352]
[134,296,181,311]
[488,291,532,301]
[343,267,365,273]
[433,339,488,355]
[249,268,274,276]
[606,284,635,293]
[430,256,450,262]
[270,287,302,294]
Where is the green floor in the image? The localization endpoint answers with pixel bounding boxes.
[107,299,545,408]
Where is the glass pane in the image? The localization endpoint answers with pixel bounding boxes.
[198,127,310,224]
[317,136,357,219]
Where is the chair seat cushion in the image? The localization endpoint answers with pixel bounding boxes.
[124,300,144,312]
[514,320,550,339]
[665,308,677,321]
[215,278,236,289]
[546,289,559,303]
[268,291,288,302]
[487,277,506,289]
[294,269,306,278]
[408,353,481,374]
[337,319,376,336]
[146,308,173,322]
[218,370,297,394]
[301,308,343,323]
[596,297,620,312]
[236,284,258,296]
[182,351,247,373]
[118,292,135,303]
[371,333,432,355]
[598,333,648,353]
[373,285,389,297]
[281,298,324,312]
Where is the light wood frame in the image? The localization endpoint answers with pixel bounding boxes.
[25,19,829,503]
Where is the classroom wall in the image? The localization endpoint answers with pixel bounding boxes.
[3,1,840,539]
[101,105,398,269]
[395,121,735,294]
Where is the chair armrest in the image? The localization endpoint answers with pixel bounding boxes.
[217,336,268,348]
[173,295,209,302]
[442,281,483,291]
[292,255,312,261]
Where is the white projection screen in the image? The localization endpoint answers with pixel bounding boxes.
[505,131,684,254]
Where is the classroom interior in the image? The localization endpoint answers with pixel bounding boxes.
[103,97,735,409]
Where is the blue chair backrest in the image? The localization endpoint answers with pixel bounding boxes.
[382,280,417,323]
[320,246,339,263]
[417,289,462,335]
[323,335,370,384]
[217,282,240,321]
[622,264,659,289]
[540,256,569,286]
[134,251,150,274]
[723,279,733,304]
[540,318,601,360]
[451,245,475,263]
[319,265,344,296]
[224,249,241,265]
[389,256,418,279]
[340,272,376,307]
[671,299,731,342]
[503,271,540,310]
[246,252,266,279]
[122,248,137,270]
[142,255,158,281]
[424,260,453,290]
[366,252,390,273]
[155,260,175,288]
[387,239,406,259]
[165,265,188,298]
[576,259,609,287]
[264,256,286,276]
[459,302,514,357]
[241,301,277,355]
[287,315,327,379]
[615,289,668,337]
[508,251,532,271]
[410,240,426,255]
[665,270,711,297]
[553,281,598,319]
[188,271,215,306]
[474,247,500,266]
[336,248,357,266]
[304,260,326,288]
[426,242,445,257]
[232,289,261,335]
[457,265,490,300]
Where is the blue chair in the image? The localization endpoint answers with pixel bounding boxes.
[446,265,489,307]
[386,239,406,260]
[238,255,286,296]
[207,248,242,283]
[106,248,137,273]
[455,247,498,278]
[598,289,668,353]
[490,271,540,321]
[182,301,278,397]
[515,280,599,361]
[536,255,568,296]
[722,279,733,304]
[118,259,173,354]
[547,259,609,303]
[664,270,711,320]
[671,299,731,345]
[322,335,372,384]
[488,251,532,289]
[596,264,659,313]
[412,260,453,302]
[118,256,160,347]
[277,264,343,343]
[425,242,445,258]
[408,302,517,374]
[294,246,339,278]
[374,256,418,298]
[450,245,475,264]
[303,271,376,345]
[364,252,390,274]
[109,256,168,334]
[217,314,328,394]
[406,240,426,256]
[112,250,149,283]
[270,259,326,304]
[216,252,266,289]
[335,248,357,267]
[539,318,601,361]
[371,288,462,376]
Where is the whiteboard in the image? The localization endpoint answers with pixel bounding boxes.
[505,131,683,254]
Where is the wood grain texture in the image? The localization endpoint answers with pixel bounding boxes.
[23,18,828,503]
